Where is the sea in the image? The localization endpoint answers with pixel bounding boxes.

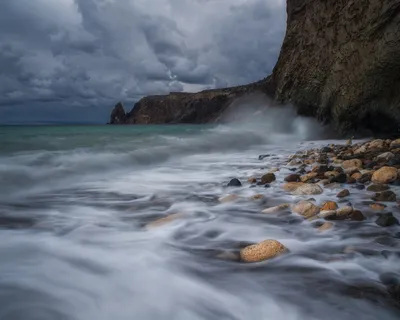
[0,110,399,320]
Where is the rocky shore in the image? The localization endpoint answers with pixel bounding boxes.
[145,137,400,304]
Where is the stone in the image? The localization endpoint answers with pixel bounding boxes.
[329,173,347,184]
[369,139,385,149]
[292,201,320,218]
[261,173,276,184]
[318,222,334,232]
[336,206,353,219]
[366,184,390,192]
[390,139,400,149]
[227,178,242,187]
[219,194,239,203]
[282,182,304,192]
[300,172,317,182]
[342,159,362,169]
[375,213,399,227]
[321,201,338,211]
[321,147,333,153]
[109,102,128,124]
[269,167,280,173]
[372,190,397,202]
[351,172,362,180]
[337,189,350,198]
[247,177,257,184]
[388,155,400,166]
[369,203,387,211]
[349,210,365,221]
[359,172,374,184]
[215,251,240,261]
[319,210,337,220]
[371,166,398,184]
[240,240,287,263]
[324,171,339,178]
[288,159,302,166]
[262,203,290,214]
[284,174,300,182]
[146,213,183,229]
[354,146,367,154]
[376,152,395,161]
[293,183,323,195]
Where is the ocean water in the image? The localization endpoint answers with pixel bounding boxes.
[0,114,399,319]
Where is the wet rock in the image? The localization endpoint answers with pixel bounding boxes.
[372,190,397,202]
[284,174,300,182]
[324,171,339,178]
[300,172,317,182]
[354,184,366,190]
[215,251,240,261]
[219,194,239,203]
[269,167,280,173]
[282,182,304,192]
[319,210,337,220]
[247,177,257,184]
[358,172,374,184]
[342,159,363,169]
[227,178,242,187]
[366,184,390,192]
[261,173,276,184]
[336,206,353,220]
[351,172,362,180]
[262,203,290,214]
[388,155,400,166]
[321,201,338,211]
[292,200,320,218]
[337,189,350,198]
[348,210,365,221]
[258,154,270,160]
[330,173,347,183]
[369,203,387,211]
[321,146,333,153]
[390,139,400,149]
[375,213,399,227]
[369,139,385,149]
[371,166,398,184]
[376,152,395,161]
[288,159,302,166]
[240,240,287,263]
[318,222,334,232]
[293,183,323,195]
[146,213,183,229]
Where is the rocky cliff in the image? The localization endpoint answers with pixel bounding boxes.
[110,0,400,134]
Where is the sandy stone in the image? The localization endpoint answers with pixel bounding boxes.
[324,171,339,178]
[282,182,304,192]
[318,222,334,232]
[240,240,287,263]
[293,183,323,195]
[248,177,257,184]
[292,200,320,218]
[261,173,276,184]
[219,194,239,203]
[390,139,400,149]
[369,139,385,149]
[337,189,350,198]
[146,213,183,229]
[262,203,290,214]
[321,201,338,211]
[342,159,363,169]
[348,210,365,221]
[336,206,353,219]
[300,172,317,182]
[319,210,337,220]
[369,203,387,211]
[376,152,395,160]
[354,145,367,154]
[351,172,362,180]
[371,166,398,184]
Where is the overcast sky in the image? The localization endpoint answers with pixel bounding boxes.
[0,0,286,124]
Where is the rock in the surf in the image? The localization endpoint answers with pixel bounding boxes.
[292,200,320,218]
[372,190,397,202]
[375,213,399,227]
[240,240,287,263]
[227,178,242,187]
[371,166,398,184]
[261,173,276,184]
[293,183,323,195]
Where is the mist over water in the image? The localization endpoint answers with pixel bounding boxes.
[0,106,398,319]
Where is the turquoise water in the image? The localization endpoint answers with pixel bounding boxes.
[0,122,398,320]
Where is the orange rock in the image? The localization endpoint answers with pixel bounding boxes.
[318,222,334,232]
[321,201,338,211]
[351,172,362,180]
[342,159,363,169]
[282,182,304,192]
[371,166,398,184]
[248,177,257,184]
[240,240,287,263]
[369,203,386,211]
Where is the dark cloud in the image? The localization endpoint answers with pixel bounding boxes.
[0,0,286,123]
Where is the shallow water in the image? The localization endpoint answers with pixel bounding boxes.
[0,117,399,319]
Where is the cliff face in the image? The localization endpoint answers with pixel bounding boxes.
[271,0,400,133]
[110,0,400,134]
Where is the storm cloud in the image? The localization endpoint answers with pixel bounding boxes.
[0,0,286,123]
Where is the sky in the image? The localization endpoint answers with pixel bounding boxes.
[0,0,286,124]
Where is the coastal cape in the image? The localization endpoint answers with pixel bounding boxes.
[110,0,400,134]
